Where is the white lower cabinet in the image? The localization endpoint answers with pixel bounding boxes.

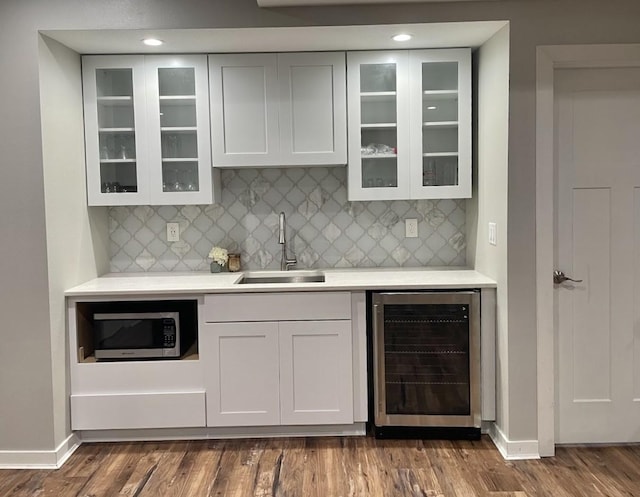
[278,320,353,425]
[202,319,353,427]
[67,292,365,433]
[67,296,206,431]
[202,292,355,428]
[201,321,281,427]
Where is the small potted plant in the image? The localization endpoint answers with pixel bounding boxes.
[208,246,229,273]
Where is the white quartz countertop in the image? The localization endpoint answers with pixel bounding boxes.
[65,267,496,297]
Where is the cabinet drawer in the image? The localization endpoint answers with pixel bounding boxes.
[72,359,203,394]
[70,391,205,430]
[203,292,351,322]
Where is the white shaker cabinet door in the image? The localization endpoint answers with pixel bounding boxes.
[279,320,353,425]
[202,322,280,427]
[209,53,280,167]
[278,52,347,166]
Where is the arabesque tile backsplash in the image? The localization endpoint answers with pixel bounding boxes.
[109,167,466,272]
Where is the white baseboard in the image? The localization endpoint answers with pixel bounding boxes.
[0,433,81,469]
[489,423,540,460]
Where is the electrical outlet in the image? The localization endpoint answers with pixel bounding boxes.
[488,222,497,246]
[167,222,180,242]
[405,218,418,238]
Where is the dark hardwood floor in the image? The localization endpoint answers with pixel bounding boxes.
[1,436,640,496]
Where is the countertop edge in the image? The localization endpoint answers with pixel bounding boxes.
[65,269,497,297]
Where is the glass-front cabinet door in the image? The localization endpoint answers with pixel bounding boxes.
[347,49,471,201]
[347,51,411,201]
[409,49,471,199]
[83,56,148,205]
[145,55,213,205]
[82,55,214,206]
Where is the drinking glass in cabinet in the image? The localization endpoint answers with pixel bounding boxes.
[100,162,137,193]
[423,157,458,187]
[362,158,398,188]
[161,132,198,159]
[99,133,136,160]
[162,163,199,192]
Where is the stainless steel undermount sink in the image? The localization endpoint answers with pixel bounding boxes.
[236,271,325,285]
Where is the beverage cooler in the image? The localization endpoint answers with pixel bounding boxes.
[370,291,481,439]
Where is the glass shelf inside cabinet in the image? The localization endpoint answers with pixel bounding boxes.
[360,63,398,190]
[157,67,200,193]
[95,68,138,194]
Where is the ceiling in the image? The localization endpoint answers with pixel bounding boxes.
[42,21,508,55]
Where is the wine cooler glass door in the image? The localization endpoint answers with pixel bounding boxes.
[372,291,480,428]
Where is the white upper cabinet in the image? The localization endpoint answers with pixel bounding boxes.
[83,56,148,206]
[277,52,347,166]
[409,49,471,199]
[208,53,280,166]
[82,55,216,206]
[347,48,471,201]
[145,55,215,205]
[347,51,411,200]
[209,52,347,167]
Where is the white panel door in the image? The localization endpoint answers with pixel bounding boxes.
[278,52,347,165]
[555,67,640,443]
[201,322,280,427]
[279,320,353,425]
[209,54,280,166]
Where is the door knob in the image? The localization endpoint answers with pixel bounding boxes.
[553,270,583,284]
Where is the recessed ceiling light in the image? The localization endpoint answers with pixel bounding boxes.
[143,38,164,46]
[392,33,412,42]
[427,106,437,110]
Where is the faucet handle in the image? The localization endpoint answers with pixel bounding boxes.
[285,257,297,271]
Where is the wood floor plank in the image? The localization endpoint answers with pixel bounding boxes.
[74,442,140,497]
[176,440,224,497]
[0,470,46,497]
[251,439,285,497]
[2,436,640,497]
[271,438,307,497]
[131,440,191,496]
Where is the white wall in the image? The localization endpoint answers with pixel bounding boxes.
[2,0,640,457]
[38,35,110,449]
[469,25,510,432]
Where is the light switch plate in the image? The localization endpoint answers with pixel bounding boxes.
[405,219,418,238]
[488,222,497,246]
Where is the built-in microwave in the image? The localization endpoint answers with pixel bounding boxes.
[93,312,181,360]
